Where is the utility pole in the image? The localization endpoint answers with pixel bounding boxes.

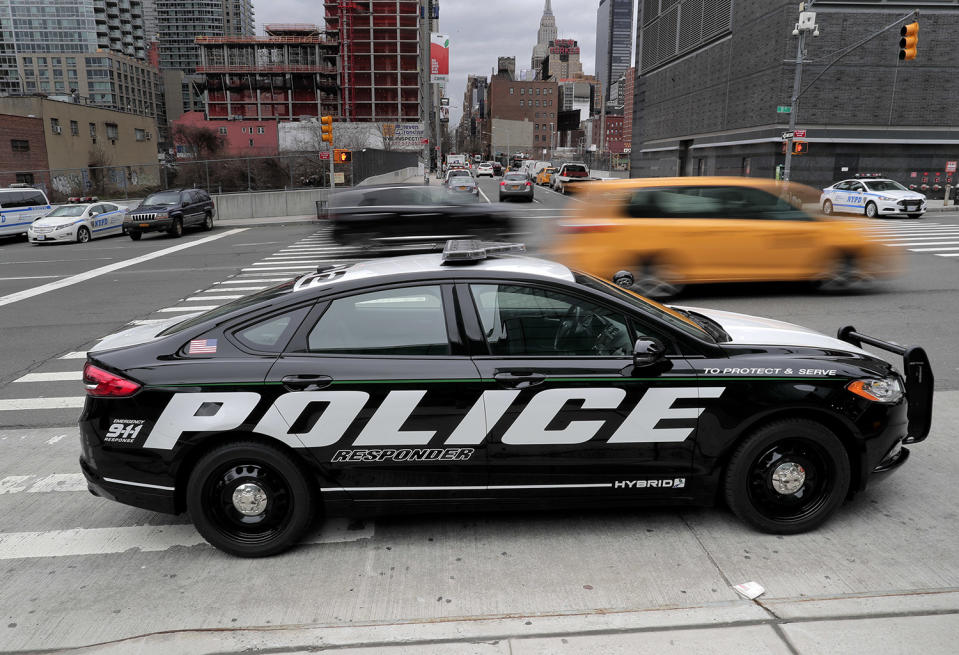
[783,1,818,182]
[419,0,432,183]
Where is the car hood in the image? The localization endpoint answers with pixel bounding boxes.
[130,204,175,213]
[91,313,201,353]
[866,189,925,200]
[674,306,870,355]
[32,215,85,226]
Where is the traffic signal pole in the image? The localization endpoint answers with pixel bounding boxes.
[783,3,918,182]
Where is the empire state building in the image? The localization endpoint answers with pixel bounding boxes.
[531,0,558,77]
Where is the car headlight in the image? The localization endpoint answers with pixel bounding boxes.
[877,195,894,201]
[847,377,903,403]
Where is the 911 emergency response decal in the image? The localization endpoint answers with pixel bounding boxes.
[141,386,726,452]
[103,419,148,444]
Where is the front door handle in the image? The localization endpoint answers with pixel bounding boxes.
[494,372,546,389]
[281,375,333,391]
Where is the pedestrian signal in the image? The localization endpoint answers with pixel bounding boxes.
[334,149,352,163]
[793,141,809,155]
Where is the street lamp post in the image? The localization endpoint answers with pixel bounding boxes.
[783,0,819,182]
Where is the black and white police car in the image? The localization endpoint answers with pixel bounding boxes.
[79,242,933,557]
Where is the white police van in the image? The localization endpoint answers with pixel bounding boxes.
[0,188,52,238]
[821,178,926,219]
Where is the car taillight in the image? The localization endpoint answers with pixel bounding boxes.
[525,181,531,187]
[83,363,141,397]
[500,181,506,186]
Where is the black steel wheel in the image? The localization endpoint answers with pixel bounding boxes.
[822,200,834,215]
[187,441,315,557]
[724,419,850,534]
[76,226,91,243]
[168,217,183,238]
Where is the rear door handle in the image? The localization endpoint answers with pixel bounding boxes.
[494,372,546,389]
[281,375,333,391]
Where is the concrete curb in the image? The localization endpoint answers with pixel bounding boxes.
[60,591,959,654]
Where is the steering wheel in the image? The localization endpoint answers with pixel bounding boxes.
[553,305,586,353]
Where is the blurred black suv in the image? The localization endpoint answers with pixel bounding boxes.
[124,189,215,240]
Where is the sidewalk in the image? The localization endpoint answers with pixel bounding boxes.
[67,590,959,654]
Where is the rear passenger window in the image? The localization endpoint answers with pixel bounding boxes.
[0,192,26,208]
[235,306,310,352]
[26,191,46,206]
[307,286,450,356]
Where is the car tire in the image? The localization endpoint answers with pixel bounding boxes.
[202,212,214,231]
[168,217,183,238]
[822,200,834,215]
[864,202,879,218]
[724,419,850,534]
[817,253,872,293]
[623,259,684,299]
[186,440,316,557]
[129,231,142,241]
[76,226,91,244]
[907,213,923,219]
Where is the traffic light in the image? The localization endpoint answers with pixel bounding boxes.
[793,141,809,155]
[320,115,333,144]
[899,22,918,60]
[333,149,352,163]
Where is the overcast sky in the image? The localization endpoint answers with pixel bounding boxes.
[254,0,634,124]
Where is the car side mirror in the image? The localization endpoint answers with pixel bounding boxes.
[633,337,666,367]
[89,211,99,217]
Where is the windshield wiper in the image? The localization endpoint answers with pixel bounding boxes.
[672,308,730,342]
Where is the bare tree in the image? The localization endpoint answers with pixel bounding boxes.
[173,124,225,159]
[87,144,113,195]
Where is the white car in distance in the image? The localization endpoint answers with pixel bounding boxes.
[820,178,927,219]
[476,162,494,177]
[28,201,127,244]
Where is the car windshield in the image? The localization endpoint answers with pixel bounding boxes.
[573,272,712,341]
[864,180,908,192]
[157,280,298,336]
[44,205,87,217]
[448,170,470,177]
[504,174,526,181]
[143,191,181,206]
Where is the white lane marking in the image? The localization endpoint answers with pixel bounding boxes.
[0,473,87,495]
[60,352,87,359]
[938,252,959,257]
[157,305,220,312]
[0,518,374,560]
[0,397,84,411]
[130,318,176,326]
[185,295,242,301]
[216,279,286,284]
[477,186,491,203]
[885,240,959,247]
[0,257,114,266]
[879,232,959,240]
[233,240,287,246]
[14,371,82,383]
[258,258,323,263]
[46,434,68,445]
[909,246,959,252]
[0,229,248,308]
[206,285,267,291]
[0,275,66,281]
[242,265,318,271]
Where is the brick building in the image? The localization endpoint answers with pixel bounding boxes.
[604,114,626,154]
[0,115,49,188]
[487,76,559,159]
[173,111,278,156]
[631,1,959,192]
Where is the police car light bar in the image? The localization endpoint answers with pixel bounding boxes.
[441,240,527,263]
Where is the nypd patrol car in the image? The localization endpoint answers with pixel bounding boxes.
[28,201,127,244]
[821,178,926,218]
[79,241,933,557]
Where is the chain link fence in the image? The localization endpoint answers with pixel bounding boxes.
[1,149,419,203]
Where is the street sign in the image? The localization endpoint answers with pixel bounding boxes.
[782,131,794,140]
[776,106,792,113]
[319,152,329,160]
[794,129,807,138]
[440,97,449,106]
[946,161,957,173]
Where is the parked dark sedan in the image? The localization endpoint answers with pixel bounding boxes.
[324,185,513,249]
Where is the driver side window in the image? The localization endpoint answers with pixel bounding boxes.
[470,284,632,357]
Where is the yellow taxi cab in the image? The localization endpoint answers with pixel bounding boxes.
[549,177,897,298]
[536,166,558,186]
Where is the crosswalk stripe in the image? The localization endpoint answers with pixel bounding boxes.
[59,352,87,360]
[14,371,82,383]
[157,305,220,312]
[0,518,374,560]
[242,265,318,271]
[0,397,84,411]
[938,252,959,257]
[886,241,959,247]
[910,246,959,252]
[216,279,286,284]
[0,473,87,494]
[185,295,242,301]
[205,285,266,291]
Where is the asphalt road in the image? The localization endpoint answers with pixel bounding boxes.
[1,203,958,653]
